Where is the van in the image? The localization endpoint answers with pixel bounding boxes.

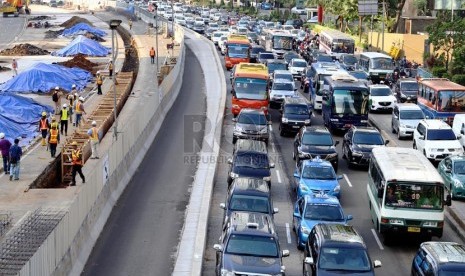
[49,0,57,7]
[452,114,465,148]
[391,103,425,139]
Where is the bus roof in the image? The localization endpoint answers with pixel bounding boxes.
[320,29,354,41]
[269,30,294,37]
[419,78,465,91]
[312,63,349,77]
[227,34,250,44]
[360,52,392,59]
[371,147,444,183]
[234,63,269,79]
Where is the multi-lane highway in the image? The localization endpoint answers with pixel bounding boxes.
[202,47,464,276]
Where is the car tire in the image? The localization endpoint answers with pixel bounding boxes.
[232,137,237,144]
[342,145,347,159]
[413,141,417,149]
[397,130,402,140]
[296,232,303,250]
[293,149,296,160]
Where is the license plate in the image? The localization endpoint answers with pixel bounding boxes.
[408,227,421,233]
[293,126,300,129]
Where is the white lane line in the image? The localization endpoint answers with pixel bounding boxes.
[276,170,282,183]
[271,143,276,153]
[312,112,315,117]
[269,125,273,132]
[371,228,385,250]
[343,174,353,187]
[285,223,292,244]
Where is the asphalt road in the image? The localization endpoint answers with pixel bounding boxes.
[202,46,464,276]
[81,45,206,276]
[0,16,26,50]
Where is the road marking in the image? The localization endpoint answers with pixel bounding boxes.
[271,143,276,153]
[285,223,292,244]
[312,112,315,117]
[343,174,353,187]
[371,229,384,250]
[269,125,273,132]
[276,170,282,183]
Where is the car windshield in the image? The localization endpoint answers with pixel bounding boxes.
[317,55,333,62]
[285,53,300,61]
[384,183,444,210]
[426,129,457,140]
[399,110,424,119]
[235,153,270,169]
[273,82,293,91]
[319,247,371,272]
[349,71,368,80]
[274,74,293,82]
[439,267,465,276]
[342,55,357,65]
[371,87,392,96]
[353,132,384,145]
[304,204,344,221]
[213,32,223,37]
[229,195,270,213]
[227,44,250,58]
[285,104,309,115]
[293,61,307,67]
[237,112,268,125]
[400,82,419,91]
[226,234,279,257]
[234,78,268,99]
[454,161,465,174]
[260,53,274,60]
[302,165,336,180]
[370,57,393,70]
[268,62,287,72]
[302,132,333,146]
[252,47,265,54]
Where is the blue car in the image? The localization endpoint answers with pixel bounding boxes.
[261,2,272,10]
[293,194,353,249]
[293,157,342,198]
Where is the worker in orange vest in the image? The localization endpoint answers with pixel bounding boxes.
[69,141,85,186]
[150,47,156,64]
[96,71,103,95]
[75,96,87,127]
[38,112,50,146]
[88,121,101,159]
[47,124,60,158]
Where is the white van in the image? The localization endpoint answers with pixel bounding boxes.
[452,114,465,148]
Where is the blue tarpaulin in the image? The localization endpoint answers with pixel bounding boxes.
[52,35,110,57]
[0,62,92,93]
[0,93,53,147]
[62,23,107,38]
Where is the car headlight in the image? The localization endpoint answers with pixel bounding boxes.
[454,179,464,188]
[259,128,268,134]
[352,150,363,156]
[399,123,407,128]
[371,100,377,105]
[299,183,309,192]
[263,176,271,181]
[333,185,340,193]
[301,225,310,234]
[423,221,438,227]
[389,219,404,225]
[304,119,311,124]
[234,126,243,133]
[230,172,239,178]
[221,269,235,276]
[326,153,337,159]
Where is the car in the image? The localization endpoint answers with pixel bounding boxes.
[391,103,425,139]
[315,53,334,63]
[192,22,205,34]
[218,35,228,54]
[395,78,419,104]
[368,84,397,112]
[279,96,312,136]
[266,59,287,81]
[291,6,306,15]
[232,109,270,145]
[246,32,259,44]
[227,139,274,186]
[258,52,275,64]
[339,54,358,71]
[438,155,465,200]
[261,2,272,9]
[228,25,238,34]
[413,119,464,162]
[293,126,339,170]
[220,177,278,225]
[269,79,296,108]
[213,212,289,276]
[185,18,195,29]
[208,22,219,30]
[237,27,248,35]
[273,70,294,84]
[250,45,266,63]
[342,126,388,168]
[211,31,227,45]
[174,15,186,26]
[293,194,353,249]
[349,70,371,87]
[204,27,216,39]
[283,51,301,65]
[201,15,210,24]
[288,58,308,79]
[411,242,465,275]
[212,12,221,21]
[303,224,382,276]
[293,157,343,198]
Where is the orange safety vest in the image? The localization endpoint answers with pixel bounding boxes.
[90,127,98,141]
[75,102,82,114]
[150,49,155,57]
[72,149,82,165]
[97,75,103,85]
[39,118,48,130]
[49,129,58,144]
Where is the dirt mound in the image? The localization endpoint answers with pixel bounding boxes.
[60,16,93,28]
[57,54,98,72]
[0,66,11,72]
[0,44,50,56]
[45,29,64,39]
[29,15,52,21]
[84,32,105,42]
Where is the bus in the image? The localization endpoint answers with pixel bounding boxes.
[231,63,269,116]
[368,147,451,243]
[309,62,349,110]
[417,78,465,125]
[321,74,370,131]
[318,29,355,60]
[358,52,394,84]
[225,34,251,70]
[261,29,294,59]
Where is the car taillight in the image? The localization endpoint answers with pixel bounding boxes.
[381,217,389,224]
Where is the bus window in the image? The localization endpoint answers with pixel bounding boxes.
[370,58,393,70]
[438,91,465,112]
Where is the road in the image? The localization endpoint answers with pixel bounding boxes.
[81,46,206,276]
[0,16,26,50]
[202,47,464,275]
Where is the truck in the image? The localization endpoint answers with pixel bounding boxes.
[1,0,29,17]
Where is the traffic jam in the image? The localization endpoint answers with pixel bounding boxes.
[174,6,465,276]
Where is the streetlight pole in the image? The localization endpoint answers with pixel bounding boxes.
[381,0,385,52]
[109,19,122,140]
[171,0,174,40]
[155,4,159,75]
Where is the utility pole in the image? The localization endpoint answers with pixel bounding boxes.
[381,0,385,52]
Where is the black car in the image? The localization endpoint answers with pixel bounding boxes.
[293,126,339,171]
[411,242,465,276]
[284,51,301,65]
[339,54,358,71]
[258,51,275,64]
[250,45,266,63]
[395,78,419,104]
[227,139,274,186]
[279,97,312,136]
[232,109,270,145]
[342,126,388,168]
[285,18,303,29]
[214,212,290,276]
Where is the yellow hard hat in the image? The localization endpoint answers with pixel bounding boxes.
[71,141,78,146]
[41,111,47,116]
[51,117,56,121]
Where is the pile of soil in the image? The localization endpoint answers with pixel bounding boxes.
[60,16,93,28]
[84,32,105,42]
[0,44,50,56]
[0,66,11,72]
[45,29,64,39]
[29,15,52,21]
[57,54,97,72]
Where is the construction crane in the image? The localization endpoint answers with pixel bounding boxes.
[0,0,30,17]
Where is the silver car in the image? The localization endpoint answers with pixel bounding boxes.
[232,109,270,146]
[391,103,425,139]
[269,79,296,108]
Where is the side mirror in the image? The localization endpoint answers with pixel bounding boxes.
[457,135,462,140]
[377,188,383,199]
[232,118,237,122]
[337,175,343,180]
[293,211,301,218]
[282,250,290,257]
[445,194,452,206]
[445,168,452,174]
[347,214,353,221]
[334,140,340,146]
[269,163,275,168]
[293,171,300,178]
[461,129,464,135]
[418,135,425,140]
[304,257,314,265]
[294,88,297,91]
[273,208,279,214]
[220,203,226,209]
[227,158,233,164]
[213,244,223,252]
[373,260,382,268]
[384,140,390,145]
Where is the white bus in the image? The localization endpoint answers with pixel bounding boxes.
[318,29,355,60]
[358,52,394,84]
[261,30,294,59]
[309,62,348,110]
[367,147,451,244]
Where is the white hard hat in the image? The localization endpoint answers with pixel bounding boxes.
[72,84,76,88]
[97,71,100,74]
[0,133,4,139]
[55,86,59,90]
[74,93,78,96]
[63,103,68,108]
[91,121,97,126]
[79,96,84,101]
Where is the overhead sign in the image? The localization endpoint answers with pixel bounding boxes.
[435,0,465,10]
[358,0,379,16]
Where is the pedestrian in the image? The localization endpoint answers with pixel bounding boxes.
[47,124,60,158]
[68,86,77,125]
[11,58,18,76]
[52,86,61,115]
[108,61,113,78]
[129,19,133,30]
[60,104,69,136]
[0,133,11,174]
[96,71,103,95]
[9,138,22,181]
[75,97,86,127]
[38,111,50,146]
[150,47,156,64]
[69,141,85,186]
[88,121,100,159]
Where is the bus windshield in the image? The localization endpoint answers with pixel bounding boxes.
[437,90,465,112]
[332,89,370,115]
[384,182,444,210]
[331,41,354,54]
[234,78,268,100]
[370,58,393,70]
[272,36,293,50]
[227,44,250,58]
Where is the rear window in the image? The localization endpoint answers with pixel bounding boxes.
[427,129,456,140]
[272,82,293,91]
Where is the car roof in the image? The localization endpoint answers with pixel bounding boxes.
[303,125,330,134]
[302,157,333,168]
[351,126,380,133]
[399,78,418,83]
[420,119,451,129]
[240,108,266,115]
[226,211,276,236]
[421,242,465,264]
[447,155,465,162]
[274,70,292,75]
[273,78,294,84]
[304,194,341,205]
[284,96,309,105]
[291,58,306,63]
[231,177,271,194]
[395,103,422,111]
[369,84,391,89]
[234,139,268,154]
[315,224,365,246]
[267,59,287,64]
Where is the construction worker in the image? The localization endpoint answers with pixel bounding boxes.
[75,97,86,127]
[69,141,85,186]
[51,117,59,131]
[52,86,61,115]
[150,47,156,64]
[38,112,50,146]
[11,58,18,76]
[60,104,69,136]
[88,121,100,159]
[68,86,77,125]
[47,124,60,158]
[0,133,11,174]
[96,71,103,95]
[129,19,133,30]
[108,61,113,78]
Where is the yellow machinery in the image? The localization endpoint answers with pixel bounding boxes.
[1,0,29,17]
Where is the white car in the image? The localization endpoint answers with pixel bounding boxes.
[174,15,186,26]
[212,12,221,21]
[237,27,248,35]
[173,2,182,12]
[269,79,296,107]
[288,58,307,78]
[413,119,464,162]
[291,6,306,15]
[219,35,228,54]
[229,26,238,34]
[368,84,397,112]
[212,31,227,45]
